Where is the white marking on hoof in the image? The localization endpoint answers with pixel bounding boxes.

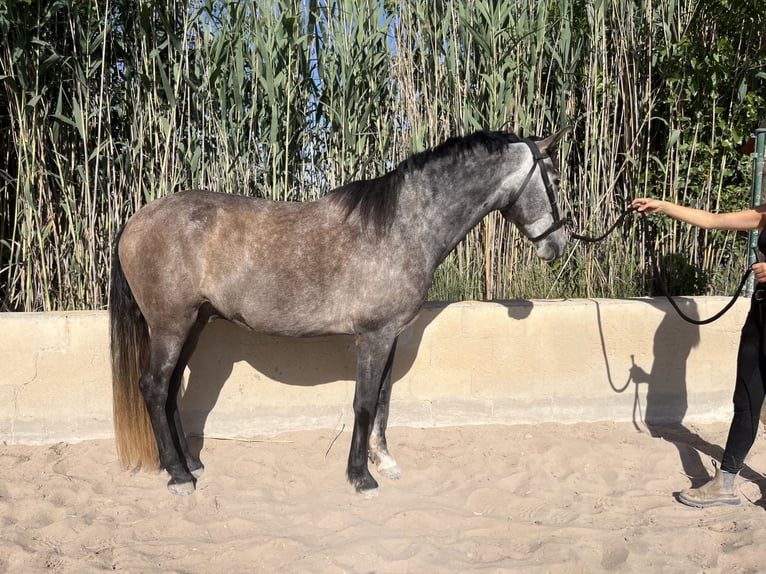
[168,481,195,496]
[191,466,204,480]
[377,459,401,480]
[373,451,401,480]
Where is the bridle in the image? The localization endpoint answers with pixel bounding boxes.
[512,138,747,325]
[517,138,568,243]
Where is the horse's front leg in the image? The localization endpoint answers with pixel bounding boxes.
[348,330,397,494]
[368,338,401,480]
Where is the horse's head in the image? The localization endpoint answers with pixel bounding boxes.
[500,127,570,261]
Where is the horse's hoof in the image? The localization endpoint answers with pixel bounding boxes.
[190,465,204,480]
[350,472,379,496]
[377,461,401,480]
[168,480,195,496]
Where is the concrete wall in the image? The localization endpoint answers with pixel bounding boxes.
[0,297,750,444]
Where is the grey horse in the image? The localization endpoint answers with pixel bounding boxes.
[110,128,570,495]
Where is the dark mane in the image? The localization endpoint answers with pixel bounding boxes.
[327,130,521,237]
[399,130,522,173]
[327,173,402,238]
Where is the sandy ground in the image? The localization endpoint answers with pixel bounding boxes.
[2,422,766,573]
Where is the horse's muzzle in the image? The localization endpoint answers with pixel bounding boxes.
[535,232,568,261]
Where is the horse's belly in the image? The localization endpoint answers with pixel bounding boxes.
[202,253,427,338]
[208,286,418,338]
[235,314,354,338]
[210,295,355,338]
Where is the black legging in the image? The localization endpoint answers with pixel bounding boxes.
[721,296,766,473]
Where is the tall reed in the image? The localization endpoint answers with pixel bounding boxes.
[0,0,763,311]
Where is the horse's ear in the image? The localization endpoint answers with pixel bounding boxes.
[539,126,571,154]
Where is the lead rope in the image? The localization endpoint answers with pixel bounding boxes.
[570,205,641,243]
[570,206,751,324]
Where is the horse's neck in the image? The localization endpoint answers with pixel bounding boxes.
[396,165,508,265]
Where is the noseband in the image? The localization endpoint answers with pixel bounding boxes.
[517,139,567,242]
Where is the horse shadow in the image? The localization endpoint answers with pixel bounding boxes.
[626,298,766,506]
[179,303,449,459]
[178,300,534,463]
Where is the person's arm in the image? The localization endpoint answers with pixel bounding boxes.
[629,198,766,231]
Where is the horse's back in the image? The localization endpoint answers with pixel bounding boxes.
[120,190,336,257]
[119,188,333,290]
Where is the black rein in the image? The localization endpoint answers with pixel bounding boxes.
[570,205,751,325]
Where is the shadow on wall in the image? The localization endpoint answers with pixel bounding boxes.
[623,297,766,502]
[629,298,700,429]
[178,300,535,454]
[179,303,446,439]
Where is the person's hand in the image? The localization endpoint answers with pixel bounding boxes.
[752,261,766,283]
[629,363,649,384]
[630,198,665,215]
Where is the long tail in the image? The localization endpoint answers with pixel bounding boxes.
[109,230,159,470]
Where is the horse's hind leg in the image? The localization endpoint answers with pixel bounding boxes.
[140,328,198,495]
[167,317,208,480]
[368,338,401,480]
